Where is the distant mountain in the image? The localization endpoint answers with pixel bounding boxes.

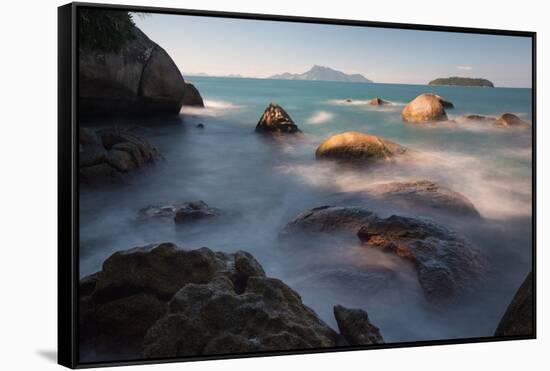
[429,77,494,87]
[269,65,372,83]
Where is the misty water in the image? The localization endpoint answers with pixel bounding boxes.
[80,77,532,344]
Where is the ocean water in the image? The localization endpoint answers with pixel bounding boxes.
[80,77,532,345]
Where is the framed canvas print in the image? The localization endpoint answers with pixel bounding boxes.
[58,2,536,368]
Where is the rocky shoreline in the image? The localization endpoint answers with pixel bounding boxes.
[79,243,384,361]
[78,14,532,362]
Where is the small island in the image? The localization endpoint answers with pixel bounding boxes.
[429,77,494,88]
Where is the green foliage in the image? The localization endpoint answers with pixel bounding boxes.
[79,9,137,52]
[429,77,494,87]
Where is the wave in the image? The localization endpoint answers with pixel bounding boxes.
[307,111,335,124]
[276,148,532,220]
[180,99,245,117]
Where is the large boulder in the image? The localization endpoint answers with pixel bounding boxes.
[282,205,377,236]
[79,243,267,358]
[79,128,159,186]
[143,276,338,357]
[181,82,205,107]
[138,200,220,224]
[495,113,530,128]
[369,180,480,217]
[315,131,406,163]
[79,243,383,360]
[334,305,384,345]
[401,93,448,122]
[495,272,533,336]
[79,27,202,117]
[256,103,301,134]
[357,215,483,302]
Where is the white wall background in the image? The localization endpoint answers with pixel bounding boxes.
[0,0,546,369]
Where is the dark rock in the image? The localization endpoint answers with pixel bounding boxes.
[79,272,101,297]
[345,98,353,103]
[79,162,124,185]
[334,305,384,345]
[79,27,190,117]
[401,93,448,122]
[79,128,159,186]
[79,243,270,357]
[357,215,483,302]
[369,180,480,217]
[315,131,407,164]
[143,275,339,358]
[182,82,205,107]
[80,242,385,359]
[495,272,533,336]
[495,113,530,128]
[80,127,102,147]
[256,103,301,134]
[79,146,107,167]
[434,95,454,108]
[138,200,220,224]
[282,205,377,235]
[368,97,390,106]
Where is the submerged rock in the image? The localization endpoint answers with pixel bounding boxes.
[138,200,220,224]
[182,82,205,107]
[495,272,533,337]
[357,215,483,302]
[334,305,384,345]
[282,205,377,235]
[455,114,496,124]
[79,27,194,117]
[401,93,448,122]
[368,97,390,106]
[256,103,301,134]
[315,131,406,164]
[495,113,530,128]
[79,128,159,186]
[369,180,480,217]
[79,243,383,360]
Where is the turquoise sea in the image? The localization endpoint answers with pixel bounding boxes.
[80,77,532,345]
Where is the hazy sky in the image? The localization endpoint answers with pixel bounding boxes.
[134,13,532,88]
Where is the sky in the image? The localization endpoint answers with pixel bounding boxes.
[133,13,532,88]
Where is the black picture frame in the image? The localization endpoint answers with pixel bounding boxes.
[58,2,537,368]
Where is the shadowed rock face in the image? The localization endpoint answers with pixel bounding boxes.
[256,103,301,134]
[434,95,454,108]
[79,128,159,186]
[79,27,202,117]
[282,205,377,235]
[182,82,205,107]
[495,272,533,337]
[334,305,384,345]
[357,215,483,302]
[368,97,390,106]
[143,276,339,358]
[315,131,407,164]
[401,93,448,122]
[138,200,220,224]
[79,243,383,361]
[495,113,530,128]
[369,180,480,218]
